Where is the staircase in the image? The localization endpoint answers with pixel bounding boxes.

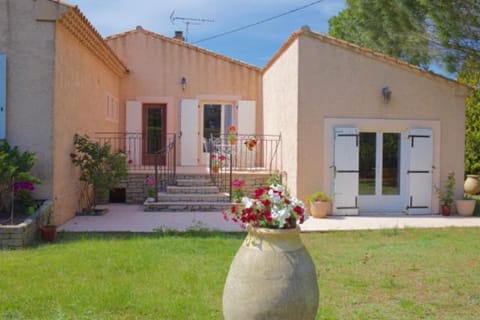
[144,174,231,212]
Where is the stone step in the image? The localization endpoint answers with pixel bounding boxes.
[166,185,219,194]
[176,179,213,187]
[155,193,230,203]
[144,201,231,212]
[175,174,211,180]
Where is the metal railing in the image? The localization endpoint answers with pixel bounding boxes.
[208,134,282,199]
[95,132,177,198]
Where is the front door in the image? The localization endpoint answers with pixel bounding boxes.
[201,103,233,164]
[142,104,166,165]
[358,132,404,212]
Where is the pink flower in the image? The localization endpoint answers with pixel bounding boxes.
[232,179,245,188]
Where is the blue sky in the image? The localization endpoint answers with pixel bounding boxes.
[71,0,346,67]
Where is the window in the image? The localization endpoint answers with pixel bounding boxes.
[105,92,119,122]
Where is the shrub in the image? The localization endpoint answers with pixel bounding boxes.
[71,134,128,212]
[0,142,41,224]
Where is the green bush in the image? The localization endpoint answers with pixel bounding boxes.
[0,142,41,224]
[71,134,128,212]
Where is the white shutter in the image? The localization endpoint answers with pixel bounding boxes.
[180,99,199,166]
[0,54,6,139]
[406,128,433,214]
[125,101,142,166]
[237,100,255,135]
[333,127,359,215]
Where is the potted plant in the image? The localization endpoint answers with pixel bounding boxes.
[221,184,318,319]
[231,178,245,202]
[228,125,237,145]
[455,194,476,216]
[244,138,257,151]
[39,207,56,242]
[210,153,226,173]
[307,191,332,218]
[144,175,156,202]
[435,171,455,216]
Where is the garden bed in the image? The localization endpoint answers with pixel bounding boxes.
[0,200,52,249]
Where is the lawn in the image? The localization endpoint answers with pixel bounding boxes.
[1,228,480,320]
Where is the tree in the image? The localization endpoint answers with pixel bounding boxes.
[328,0,480,77]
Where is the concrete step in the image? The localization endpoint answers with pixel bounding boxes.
[155,193,230,203]
[176,179,213,187]
[144,201,231,212]
[166,185,219,194]
[175,174,211,180]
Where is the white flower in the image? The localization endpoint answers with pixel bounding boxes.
[242,197,254,208]
[272,207,290,228]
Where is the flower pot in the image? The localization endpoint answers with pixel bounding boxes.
[310,201,330,218]
[440,204,451,216]
[464,175,480,194]
[223,226,319,320]
[455,199,476,216]
[39,225,57,242]
[211,166,220,173]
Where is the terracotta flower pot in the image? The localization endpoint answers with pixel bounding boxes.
[223,226,319,320]
[310,201,330,218]
[440,204,451,216]
[455,199,476,216]
[39,225,57,242]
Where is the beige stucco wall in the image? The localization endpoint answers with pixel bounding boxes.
[0,0,68,201]
[106,28,262,160]
[52,22,123,224]
[265,33,470,211]
[262,40,300,196]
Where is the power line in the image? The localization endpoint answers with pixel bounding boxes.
[193,0,325,44]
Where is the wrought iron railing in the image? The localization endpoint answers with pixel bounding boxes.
[95,132,177,198]
[153,135,176,200]
[208,134,282,199]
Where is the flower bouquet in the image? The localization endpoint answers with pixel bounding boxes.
[228,125,237,145]
[222,184,307,229]
[244,138,257,151]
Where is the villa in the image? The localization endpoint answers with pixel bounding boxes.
[0,0,472,225]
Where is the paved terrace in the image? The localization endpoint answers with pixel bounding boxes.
[59,204,480,233]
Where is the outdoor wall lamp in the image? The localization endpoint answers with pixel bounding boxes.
[180,77,187,90]
[382,86,392,104]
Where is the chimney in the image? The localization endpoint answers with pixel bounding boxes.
[174,31,185,41]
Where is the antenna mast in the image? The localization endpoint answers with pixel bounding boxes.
[170,11,214,41]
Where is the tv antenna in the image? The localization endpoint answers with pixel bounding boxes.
[170,10,214,41]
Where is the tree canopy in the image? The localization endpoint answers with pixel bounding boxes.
[328,0,480,79]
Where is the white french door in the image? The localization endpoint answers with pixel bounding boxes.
[406,128,433,214]
[201,103,233,165]
[358,132,405,212]
[333,128,359,215]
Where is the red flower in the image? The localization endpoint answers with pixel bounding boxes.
[70,152,77,158]
[262,199,271,207]
[128,159,133,164]
[219,155,227,161]
[293,205,304,215]
[255,187,266,198]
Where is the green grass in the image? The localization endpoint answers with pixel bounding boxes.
[1,228,480,319]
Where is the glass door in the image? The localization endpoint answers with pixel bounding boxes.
[201,103,233,163]
[358,132,404,212]
[142,104,166,165]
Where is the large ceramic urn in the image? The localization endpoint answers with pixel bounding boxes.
[464,175,480,194]
[223,226,319,320]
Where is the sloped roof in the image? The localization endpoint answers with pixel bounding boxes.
[264,26,473,91]
[105,27,261,72]
[57,5,129,76]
